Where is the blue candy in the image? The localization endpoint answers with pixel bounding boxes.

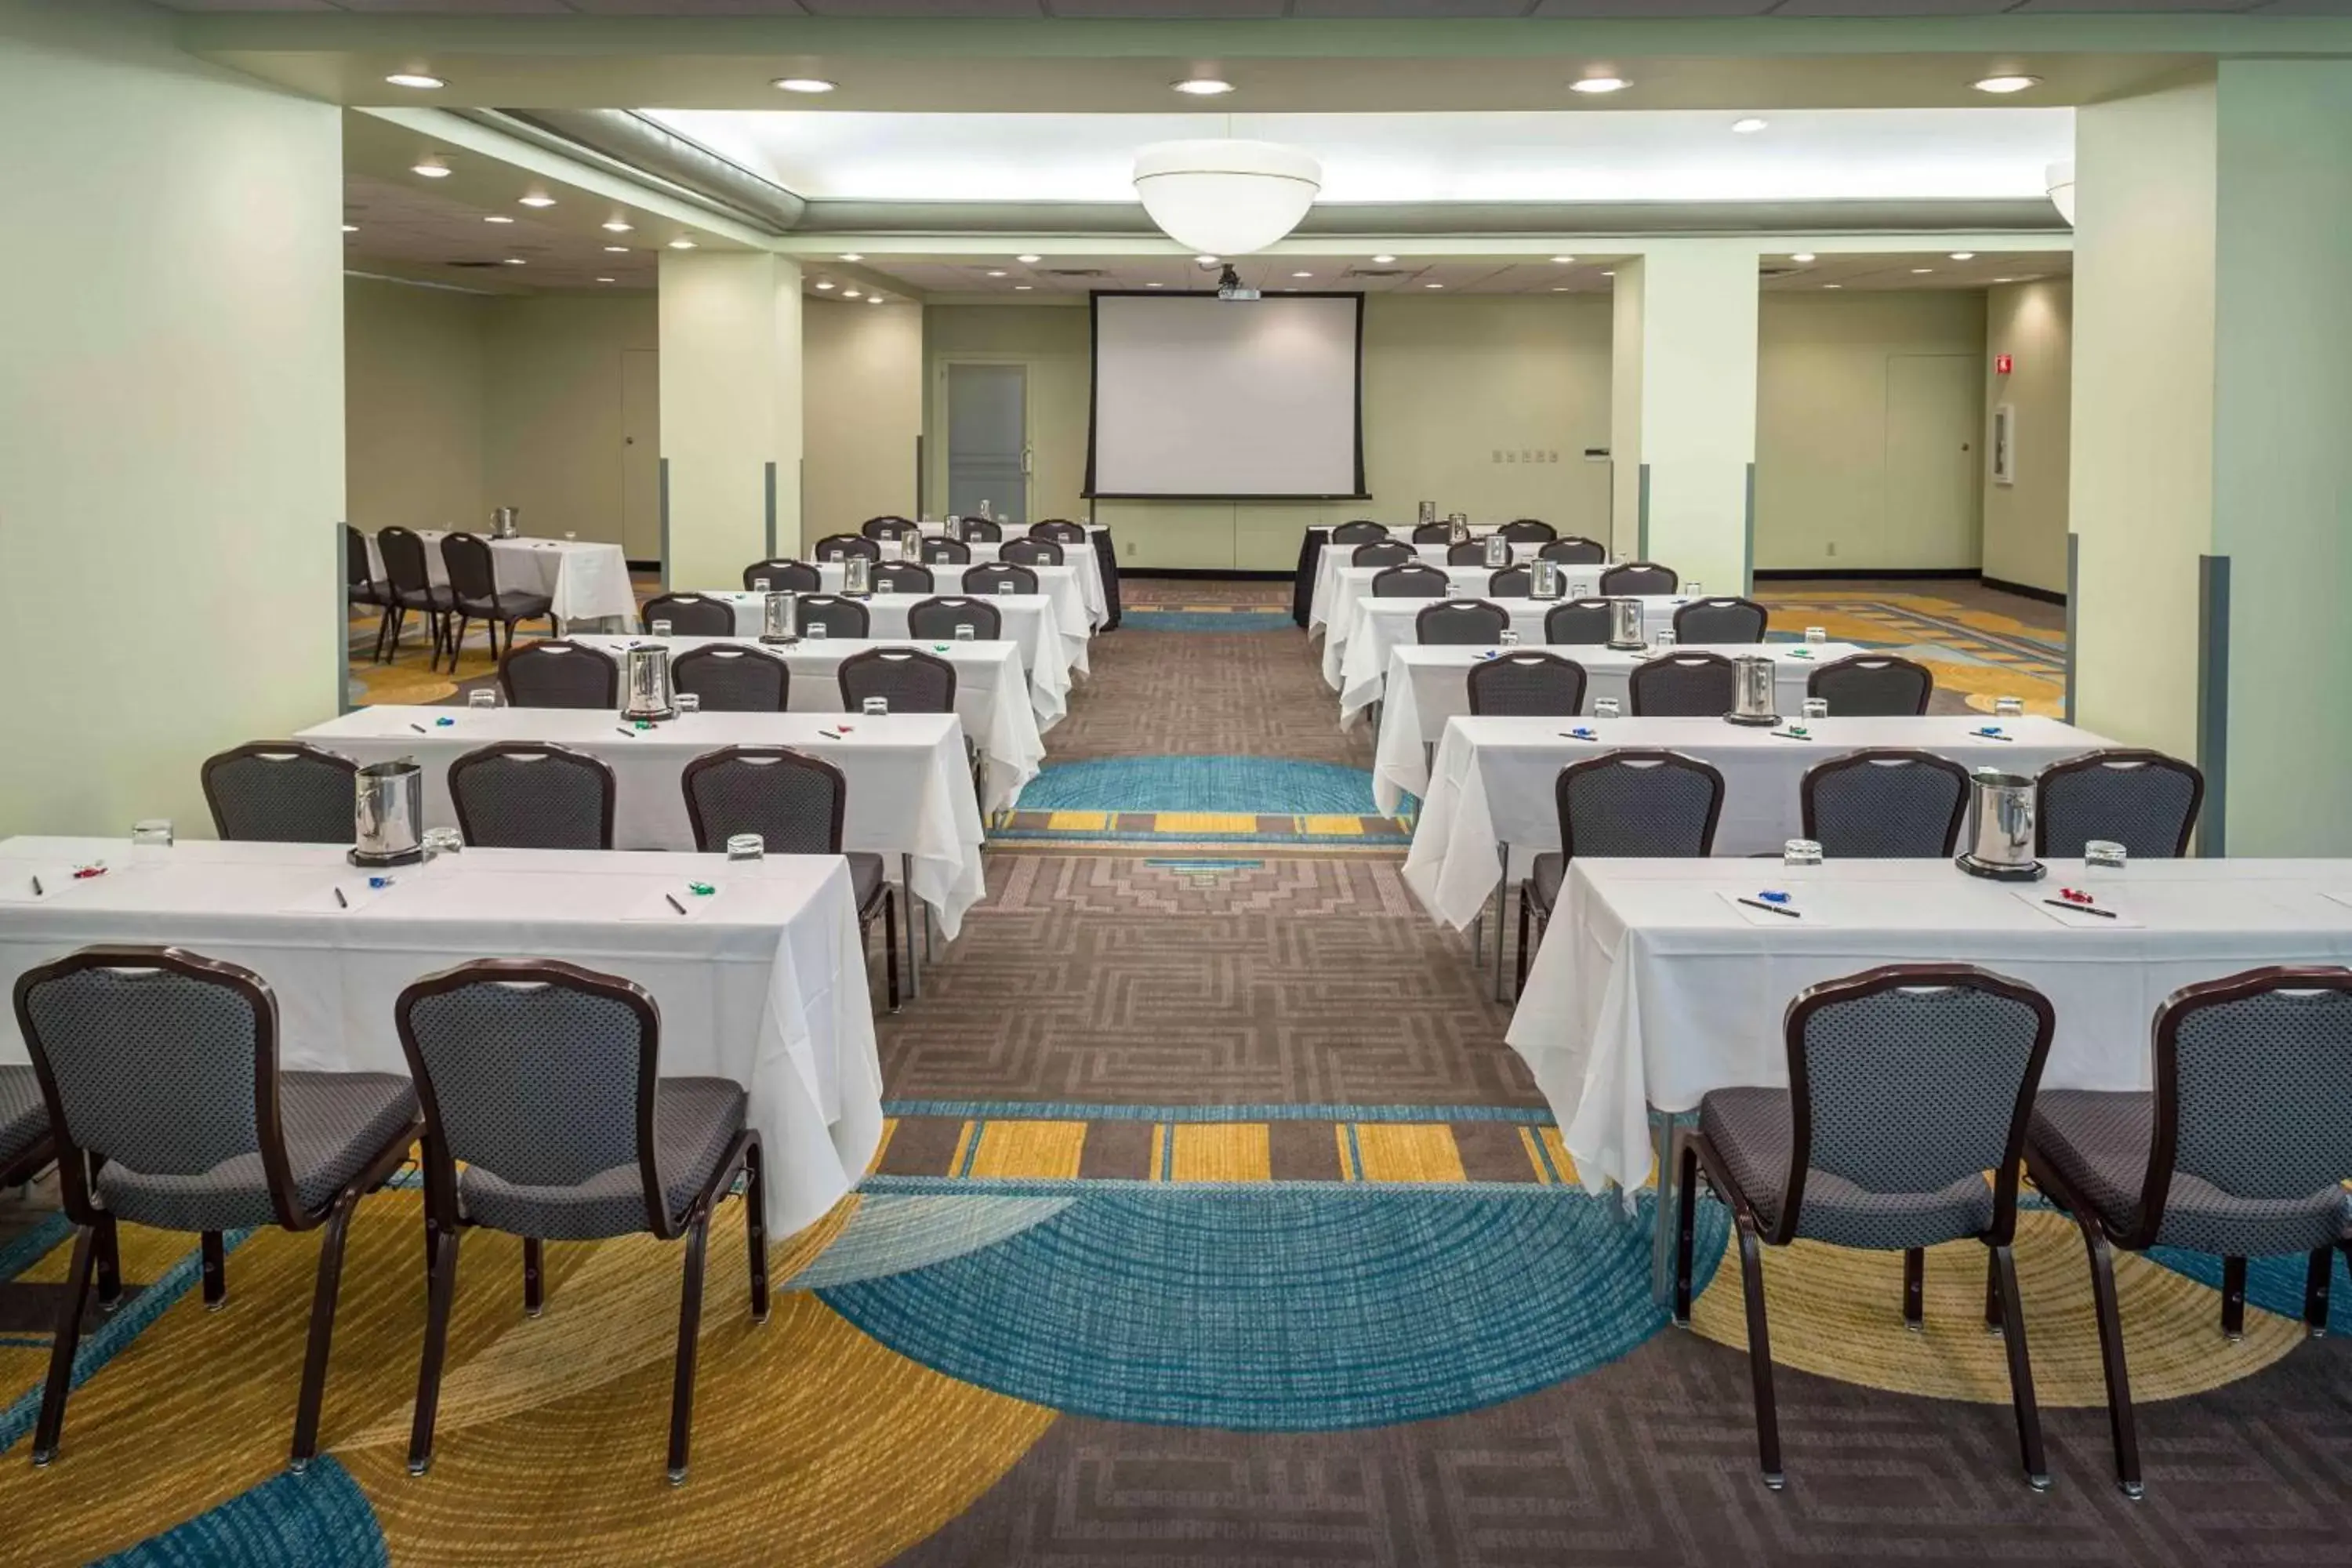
[1759,890,1791,904]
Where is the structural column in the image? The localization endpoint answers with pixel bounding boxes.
[658,250,803,590]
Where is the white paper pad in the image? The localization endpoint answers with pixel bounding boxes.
[2013,889,2143,929]
[1715,890,1811,927]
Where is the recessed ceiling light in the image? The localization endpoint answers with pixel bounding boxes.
[1570,75,1629,95]
[501,258,525,267]
[1014,285,1034,291]
[1992,277,2014,284]
[385,73,444,90]
[1425,282,1444,290]
[602,220,633,233]
[1731,117,1769,134]
[1601,270,1616,277]
[815,280,835,290]
[1195,254,1219,265]
[1791,252,1817,263]
[867,295,884,304]
[1949,251,1977,260]
[669,239,695,250]
[1973,74,2041,94]
[597,277,615,285]
[519,194,556,209]
[1372,254,1396,264]
[1824,283,1843,290]
[774,78,836,93]
[1551,256,1577,265]
[1146,281,1164,288]
[412,161,451,179]
[1291,270,1313,278]
[1173,78,1234,96]
[485,215,515,225]
[840,252,862,262]
[341,223,358,233]
[986,270,1007,278]
[1016,254,1041,264]
[1911,267,1934,274]
[604,245,628,252]
[842,289,862,298]
[1551,286,1569,292]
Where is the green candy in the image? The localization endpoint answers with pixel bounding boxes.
[688,881,715,897]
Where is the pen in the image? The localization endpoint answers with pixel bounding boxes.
[818,728,844,740]
[1738,897,1802,918]
[615,726,638,739]
[1974,730,2015,742]
[28,876,42,897]
[409,724,429,734]
[665,893,687,915]
[333,887,347,909]
[2045,898,2117,919]
[1769,731,1813,742]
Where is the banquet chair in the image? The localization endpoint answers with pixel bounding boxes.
[1417,599,1511,646]
[813,534,880,563]
[1802,750,1971,858]
[2026,966,2352,1497]
[1372,564,1450,599]
[2035,750,2205,859]
[1446,542,1491,566]
[201,742,359,844]
[1000,537,1063,568]
[1351,541,1416,568]
[1466,651,1586,717]
[395,959,765,1484]
[1498,518,1558,543]
[1541,536,1608,566]
[1628,652,1738,716]
[640,593,736,637]
[1515,750,1724,996]
[742,559,821,593]
[376,526,454,667]
[921,537,973,566]
[1411,523,1454,545]
[346,524,392,662]
[793,594,872,640]
[1808,654,1934,717]
[500,639,619,710]
[440,532,555,672]
[448,742,617,849]
[673,646,791,713]
[871,561,935,595]
[1600,561,1679,597]
[908,596,1002,641]
[838,647,957,714]
[1489,566,1532,597]
[681,747,898,1010]
[1544,598,1616,645]
[1672,596,1769,644]
[16,946,419,1471]
[957,517,1004,543]
[1031,520,1087,545]
[1674,964,2056,1494]
[964,563,1037,597]
[1330,521,1388,544]
[861,515,918,542]
[1,1065,55,1193]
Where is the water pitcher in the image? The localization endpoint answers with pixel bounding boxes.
[760,590,800,645]
[1530,558,1564,600]
[490,506,520,540]
[842,554,873,597]
[1417,500,1436,527]
[622,643,677,722]
[1483,534,1510,568]
[1606,597,1645,650]
[1957,769,2045,881]
[1725,655,1780,726]
[350,760,425,868]
[1446,513,1471,546]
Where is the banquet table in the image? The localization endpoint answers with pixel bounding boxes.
[912,522,1119,630]
[699,589,1082,714]
[572,633,1043,815]
[1506,855,2352,1293]
[800,558,1097,648]
[0,837,882,1236]
[1330,594,1690,724]
[366,531,637,630]
[1310,551,1610,636]
[1402,713,2113,930]
[1370,643,1863,815]
[296,704,988,938]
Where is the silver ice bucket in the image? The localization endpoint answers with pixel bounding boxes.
[1447,513,1471,546]
[1484,534,1510,568]
[490,506,519,540]
[1958,769,2045,881]
[1725,654,1780,727]
[350,760,425,868]
[1606,597,1646,651]
[1417,500,1436,527]
[842,554,873,598]
[622,642,677,722]
[760,590,800,645]
[1530,558,1565,601]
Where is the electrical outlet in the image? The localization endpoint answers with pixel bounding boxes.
[1124,539,1135,557]
[1825,541,1838,558]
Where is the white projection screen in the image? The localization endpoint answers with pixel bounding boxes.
[1087,292,1366,499]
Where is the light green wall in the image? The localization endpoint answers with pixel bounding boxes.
[659,251,803,591]
[803,298,924,547]
[1980,278,2072,597]
[484,292,657,550]
[345,278,488,536]
[0,0,343,838]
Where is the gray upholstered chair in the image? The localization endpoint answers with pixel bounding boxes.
[673,645,791,713]
[1350,540,1416,568]
[1000,537,1063,568]
[1466,651,1586,717]
[1628,651,1738,717]
[440,532,554,670]
[1410,522,1454,545]
[1030,520,1088,545]
[0,1065,54,1191]
[2027,966,2352,1497]
[1497,517,1557,543]
[375,525,453,666]
[1675,964,2056,1494]
[201,743,358,844]
[681,746,898,1010]
[1808,654,1934,717]
[957,517,1004,543]
[870,561,935,595]
[814,533,880,562]
[838,647,956,714]
[640,593,736,637]
[347,525,393,662]
[907,595,1001,641]
[1541,536,1607,566]
[2036,750,2205,859]
[742,559,821,593]
[1330,521,1388,544]
[1671,595,1769,644]
[499,639,619,710]
[14,946,419,1470]
[921,537,973,566]
[793,594,872,640]
[861,514,918,541]
[964,563,1036,597]
[1600,561,1679,597]
[448,742,616,849]
[1416,598,1511,647]
[396,959,767,1484]
[1802,749,1970,858]
[1544,598,1615,645]
[1372,564,1450,599]
[1446,541,1490,566]
[1515,750,1724,995]
[1488,566,1532,597]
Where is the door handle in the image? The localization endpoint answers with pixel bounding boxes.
[1020,446,1033,475]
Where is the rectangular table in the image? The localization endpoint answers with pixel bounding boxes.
[572,634,1043,816]
[0,837,884,1236]
[296,705,988,938]
[1403,713,2113,930]
[1370,643,1863,815]
[801,559,1096,657]
[1330,594,1689,724]
[917,523,1116,629]
[1314,562,1604,648]
[367,532,638,630]
[702,589,1082,712]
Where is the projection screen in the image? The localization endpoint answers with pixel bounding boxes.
[1087,292,1366,499]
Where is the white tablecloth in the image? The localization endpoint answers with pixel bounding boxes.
[908,524,1110,628]
[1370,644,1863,814]
[702,590,1081,715]
[804,560,1096,652]
[0,837,881,1236]
[296,705,989,937]
[573,634,1042,815]
[1402,714,2113,928]
[1331,594,1690,724]
[1310,548,1586,634]
[1508,856,2352,1198]
[367,532,638,629]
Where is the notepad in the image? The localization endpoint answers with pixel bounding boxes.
[1716,891,1810,927]
[2013,890,2142,929]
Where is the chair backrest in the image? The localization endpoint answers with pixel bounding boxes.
[1808,654,1933,717]
[1774,964,2054,1247]
[1330,521,1388,544]
[640,592,735,637]
[838,647,957,714]
[794,594,871,639]
[14,946,296,1227]
[1627,651,1737,716]
[1444,541,1490,566]
[397,959,670,1236]
[1416,598,1512,646]
[921,537,973,565]
[376,526,434,594]
[1488,566,1531,598]
[957,517,1004,542]
[681,746,847,855]
[201,742,357,843]
[872,561,935,595]
[448,742,616,849]
[672,644,791,713]
[345,524,376,588]
[1351,540,1416,568]
[439,532,499,604]
[1410,522,1453,544]
[814,533,880,562]
[1466,651,1586,717]
[1558,750,1725,858]
[1671,595,1768,644]
[907,595,1002,641]
[1372,564,1450,599]
[499,638,619,710]
[1031,520,1087,545]
[2136,967,2352,1252]
[964,563,1037,597]
[861,515,917,540]
[1541,536,1606,565]
[1497,517,1556,543]
[1600,561,1678,597]
[1000,537,1063,567]
[2036,749,2205,859]
[743,559,821,593]
[1544,597,1615,645]
[1802,749,1970,858]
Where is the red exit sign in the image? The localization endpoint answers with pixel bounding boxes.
[1994,353,2014,376]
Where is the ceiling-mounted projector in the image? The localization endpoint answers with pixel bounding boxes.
[1214,264,1261,302]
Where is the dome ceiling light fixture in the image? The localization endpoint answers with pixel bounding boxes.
[2046,160,2076,226]
[1133,140,1322,257]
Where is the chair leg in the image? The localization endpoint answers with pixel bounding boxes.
[1988,1242,2050,1491]
[523,1236,544,1318]
[407,1226,460,1476]
[2309,1247,2336,1337]
[1514,886,1532,1000]
[744,1138,771,1325]
[201,1230,227,1311]
[1903,1247,1925,1331]
[290,1192,361,1472]
[94,1215,122,1312]
[2078,1223,2142,1497]
[372,605,395,665]
[667,1210,711,1486]
[2221,1255,2247,1341]
[883,891,901,1013]
[31,1223,98,1465]
[1731,1209,1783,1490]
[384,605,407,662]
[1671,1133,1700,1325]
[1985,1250,2003,1334]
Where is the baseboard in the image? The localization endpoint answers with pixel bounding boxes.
[1980,575,2067,606]
[1751,568,1978,583]
[1126,568,1294,581]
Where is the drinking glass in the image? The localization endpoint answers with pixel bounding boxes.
[996,583,1016,595]
[423,826,463,858]
[726,833,764,862]
[954,624,975,640]
[1783,838,1824,867]
[675,693,701,715]
[1593,698,1621,719]
[1805,626,1827,645]
[1685,580,1703,597]
[1498,629,1520,647]
[806,623,828,640]
[1802,698,1830,720]
[563,532,577,541]
[1651,630,1677,652]
[1994,696,2026,718]
[862,697,890,717]
[130,818,173,859]
[650,619,673,639]
[2085,840,2129,873]
[468,688,499,710]
[752,576,772,593]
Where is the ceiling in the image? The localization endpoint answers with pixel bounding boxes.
[153,0,2352,15]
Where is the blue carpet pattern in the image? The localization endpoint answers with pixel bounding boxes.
[96,1458,389,1568]
[1009,756,1378,815]
[1123,610,1298,632]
